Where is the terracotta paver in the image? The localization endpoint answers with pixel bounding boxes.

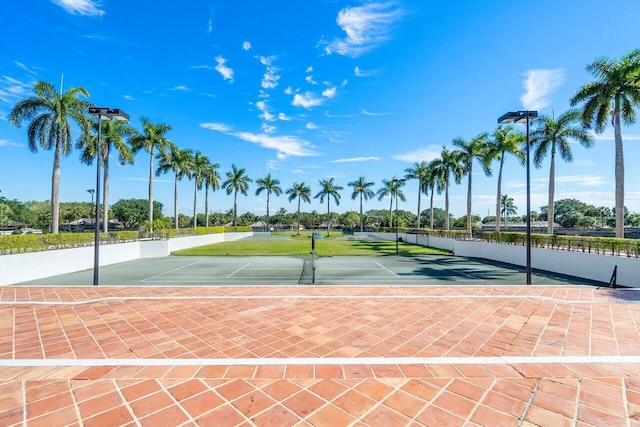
[0,285,638,425]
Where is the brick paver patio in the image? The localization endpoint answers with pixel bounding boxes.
[0,285,639,425]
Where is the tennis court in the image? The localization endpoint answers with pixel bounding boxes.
[16,254,603,286]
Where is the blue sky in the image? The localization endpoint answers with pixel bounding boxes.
[2,0,640,219]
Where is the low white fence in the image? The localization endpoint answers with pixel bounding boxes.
[0,232,256,286]
[357,232,639,287]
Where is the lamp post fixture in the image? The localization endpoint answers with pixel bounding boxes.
[86,189,95,223]
[391,178,406,255]
[498,110,538,285]
[88,107,129,286]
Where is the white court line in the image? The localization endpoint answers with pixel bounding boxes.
[226,263,251,278]
[375,261,399,277]
[1,355,639,367]
[140,261,201,282]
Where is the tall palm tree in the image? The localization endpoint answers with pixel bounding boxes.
[130,117,173,231]
[377,178,406,229]
[570,49,640,238]
[453,134,493,236]
[530,110,594,234]
[490,125,525,232]
[79,119,136,232]
[423,161,443,229]
[404,162,430,229]
[501,194,517,229]
[189,151,211,228]
[255,174,282,231]
[222,164,252,227]
[286,182,311,235]
[203,162,220,228]
[314,178,343,236]
[348,176,375,232]
[9,80,91,233]
[156,145,192,229]
[431,147,464,230]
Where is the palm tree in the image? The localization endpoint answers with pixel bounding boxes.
[222,164,252,227]
[156,145,192,229]
[570,49,640,238]
[130,117,173,231]
[431,147,464,230]
[490,125,526,232]
[453,134,493,236]
[377,178,406,229]
[286,182,311,235]
[203,162,220,228]
[423,161,443,229]
[404,162,430,228]
[530,110,594,234]
[9,80,91,233]
[348,176,375,232]
[501,194,517,229]
[79,119,136,232]
[255,174,283,231]
[314,178,343,236]
[189,151,211,228]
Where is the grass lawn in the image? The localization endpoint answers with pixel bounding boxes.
[172,232,452,257]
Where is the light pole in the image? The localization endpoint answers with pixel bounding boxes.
[391,178,406,255]
[86,189,95,223]
[498,110,538,285]
[88,107,129,286]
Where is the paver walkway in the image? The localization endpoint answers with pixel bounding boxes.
[0,285,639,426]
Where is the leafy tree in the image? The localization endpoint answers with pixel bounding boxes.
[453,133,493,236]
[130,117,173,231]
[340,211,360,229]
[9,81,91,233]
[300,211,321,230]
[238,212,258,226]
[501,194,517,228]
[530,110,594,233]
[404,162,430,229]
[0,203,13,227]
[419,207,449,229]
[348,176,375,232]
[111,198,163,229]
[255,174,282,230]
[571,49,640,237]
[453,214,481,229]
[222,164,252,227]
[286,182,311,234]
[376,177,406,228]
[489,125,525,232]
[156,145,192,229]
[432,147,464,230]
[79,117,136,232]
[314,178,343,236]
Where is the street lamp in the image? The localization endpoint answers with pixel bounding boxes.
[498,110,538,285]
[88,107,129,286]
[391,178,406,255]
[86,189,95,223]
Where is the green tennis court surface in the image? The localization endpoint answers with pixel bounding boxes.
[16,255,604,287]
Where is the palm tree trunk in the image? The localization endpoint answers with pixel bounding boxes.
[297,197,301,235]
[148,150,154,232]
[429,189,434,229]
[495,155,505,232]
[233,191,238,227]
[205,187,209,228]
[359,194,364,232]
[445,182,450,230]
[174,175,179,229]
[103,155,109,233]
[547,148,556,234]
[388,198,393,229]
[614,110,624,238]
[266,193,270,230]
[51,140,62,234]
[466,171,472,236]
[193,181,197,228]
[326,199,331,236]
[416,184,422,229]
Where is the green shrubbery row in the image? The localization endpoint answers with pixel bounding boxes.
[0,227,252,255]
[482,232,640,257]
[374,227,470,240]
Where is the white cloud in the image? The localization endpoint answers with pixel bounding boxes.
[261,123,276,134]
[323,2,404,57]
[292,92,324,109]
[207,18,213,33]
[256,101,276,122]
[242,41,251,51]
[284,86,294,95]
[331,156,380,163]
[52,0,105,16]
[588,130,640,141]
[520,68,564,111]
[0,76,32,104]
[14,61,38,75]
[394,146,441,163]
[278,113,292,121]
[341,79,348,87]
[123,94,135,100]
[354,66,376,77]
[200,122,232,132]
[292,169,306,174]
[362,108,393,116]
[214,56,234,82]
[257,56,280,89]
[306,122,318,130]
[555,175,609,187]
[306,66,313,73]
[170,85,190,91]
[0,139,23,148]
[322,87,337,98]
[306,75,317,85]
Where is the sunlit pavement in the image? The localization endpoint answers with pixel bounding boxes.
[0,285,639,426]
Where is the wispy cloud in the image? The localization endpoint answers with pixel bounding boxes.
[292,92,324,109]
[354,66,377,77]
[362,108,393,116]
[306,122,318,130]
[322,87,337,98]
[258,56,280,89]
[331,156,380,163]
[242,41,251,51]
[520,68,564,110]
[0,139,24,148]
[123,94,135,100]
[278,113,292,121]
[306,75,317,85]
[256,100,275,122]
[52,0,105,16]
[200,123,318,159]
[555,175,609,187]
[323,2,404,57]
[0,76,32,105]
[207,17,213,33]
[394,146,441,163]
[170,85,190,92]
[588,129,640,141]
[214,56,234,82]
[14,61,38,75]
[124,177,172,183]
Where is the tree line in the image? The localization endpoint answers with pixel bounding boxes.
[6,49,640,237]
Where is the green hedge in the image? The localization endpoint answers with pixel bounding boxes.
[482,232,640,257]
[374,227,470,240]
